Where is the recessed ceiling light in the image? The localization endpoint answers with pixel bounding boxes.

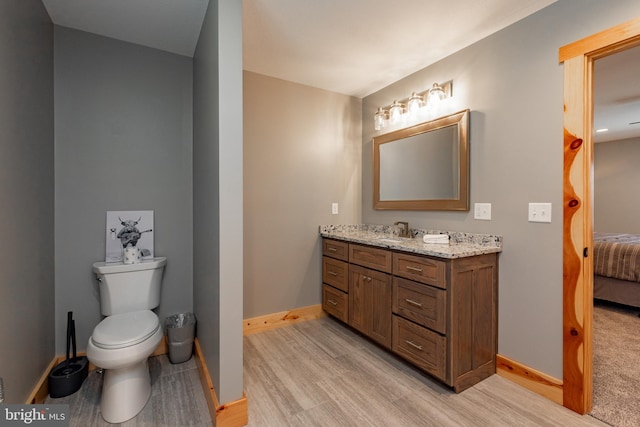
[595,128,608,133]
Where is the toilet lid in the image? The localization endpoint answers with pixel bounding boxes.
[92,310,160,349]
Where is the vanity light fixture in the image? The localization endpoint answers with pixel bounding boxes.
[407,92,424,118]
[388,100,405,125]
[373,81,453,131]
[374,107,388,131]
[427,83,447,105]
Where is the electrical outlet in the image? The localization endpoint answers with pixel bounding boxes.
[474,203,491,220]
[331,203,339,215]
[528,203,552,223]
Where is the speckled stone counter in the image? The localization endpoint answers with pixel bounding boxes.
[319,224,502,259]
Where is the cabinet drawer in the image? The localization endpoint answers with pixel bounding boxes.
[322,284,348,322]
[393,252,446,289]
[393,277,446,334]
[323,239,349,261]
[349,243,392,273]
[392,315,446,381]
[323,256,348,292]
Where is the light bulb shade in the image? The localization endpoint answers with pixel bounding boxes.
[407,92,423,117]
[428,83,446,106]
[389,100,404,124]
[374,107,387,131]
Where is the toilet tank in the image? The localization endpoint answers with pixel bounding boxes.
[92,257,167,316]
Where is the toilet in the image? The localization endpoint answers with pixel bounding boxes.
[86,257,167,423]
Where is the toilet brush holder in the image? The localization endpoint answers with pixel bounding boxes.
[49,312,89,398]
[48,357,89,398]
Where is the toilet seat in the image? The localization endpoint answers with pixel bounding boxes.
[92,310,159,349]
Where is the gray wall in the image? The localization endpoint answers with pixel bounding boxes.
[0,0,54,403]
[594,137,640,234]
[193,0,244,405]
[54,27,193,354]
[243,71,362,318]
[362,0,640,378]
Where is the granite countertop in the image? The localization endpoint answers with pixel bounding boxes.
[319,224,502,259]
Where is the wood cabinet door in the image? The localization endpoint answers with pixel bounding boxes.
[369,270,392,348]
[348,265,391,348]
[348,265,369,335]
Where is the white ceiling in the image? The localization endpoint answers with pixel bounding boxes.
[40,0,639,142]
[242,0,558,98]
[593,45,640,143]
[42,0,558,97]
[41,0,209,57]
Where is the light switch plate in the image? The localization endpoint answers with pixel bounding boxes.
[528,203,552,223]
[331,203,339,215]
[474,203,491,220]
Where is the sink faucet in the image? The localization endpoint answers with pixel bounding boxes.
[394,221,410,238]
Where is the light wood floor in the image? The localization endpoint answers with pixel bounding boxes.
[45,355,212,427]
[244,316,606,427]
[47,316,607,426]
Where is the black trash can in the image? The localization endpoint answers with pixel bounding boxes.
[165,313,196,364]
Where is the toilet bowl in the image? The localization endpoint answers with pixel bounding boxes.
[87,257,166,424]
[87,310,163,423]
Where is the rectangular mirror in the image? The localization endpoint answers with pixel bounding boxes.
[373,109,469,210]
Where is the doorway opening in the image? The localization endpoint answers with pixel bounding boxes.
[560,16,640,415]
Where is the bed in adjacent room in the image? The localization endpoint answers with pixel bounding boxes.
[593,232,640,308]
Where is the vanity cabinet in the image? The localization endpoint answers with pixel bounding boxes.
[321,237,498,393]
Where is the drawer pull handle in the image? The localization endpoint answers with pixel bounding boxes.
[405,298,423,307]
[327,299,338,306]
[328,247,337,252]
[405,340,423,351]
[328,271,338,276]
[406,266,423,273]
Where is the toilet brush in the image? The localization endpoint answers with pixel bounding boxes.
[48,311,89,398]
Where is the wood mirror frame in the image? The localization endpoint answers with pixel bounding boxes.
[372,109,470,211]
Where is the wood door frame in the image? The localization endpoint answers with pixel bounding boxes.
[560,17,640,414]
